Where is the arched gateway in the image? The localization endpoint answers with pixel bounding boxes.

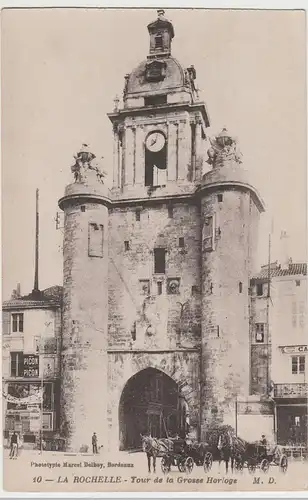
[119,368,188,450]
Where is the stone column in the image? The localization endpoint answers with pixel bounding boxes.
[112,126,120,189]
[135,125,145,186]
[178,119,191,181]
[167,121,178,181]
[195,120,203,181]
[124,126,135,187]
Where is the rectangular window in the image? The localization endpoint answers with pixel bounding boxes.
[296,280,301,286]
[155,35,163,49]
[168,205,173,218]
[157,282,162,295]
[11,313,24,333]
[292,356,306,375]
[217,194,223,202]
[136,210,141,222]
[42,412,53,431]
[10,352,23,377]
[202,215,215,251]
[255,323,265,343]
[154,248,166,274]
[124,241,130,251]
[88,223,104,258]
[81,205,86,212]
[179,237,185,248]
[144,95,167,106]
[239,281,243,293]
[256,284,263,296]
[191,285,199,296]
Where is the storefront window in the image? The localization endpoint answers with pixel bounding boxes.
[7,382,53,410]
[291,356,305,374]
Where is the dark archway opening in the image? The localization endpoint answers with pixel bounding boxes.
[119,368,186,451]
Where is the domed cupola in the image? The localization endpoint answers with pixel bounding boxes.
[122,10,203,109]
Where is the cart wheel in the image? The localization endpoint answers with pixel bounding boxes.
[260,459,269,474]
[178,459,186,472]
[279,455,288,473]
[248,461,256,474]
[203,452,213,473]
[184,456,194,474]
[161,456,171,474]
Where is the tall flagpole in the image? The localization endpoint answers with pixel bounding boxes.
[33,188,39,293]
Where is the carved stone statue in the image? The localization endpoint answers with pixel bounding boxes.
[206,128,243,167]
[71,144,106,184]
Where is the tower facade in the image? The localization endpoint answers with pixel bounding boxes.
[198,131,264,436]
[59,10,265,452]
[58,150,109,451]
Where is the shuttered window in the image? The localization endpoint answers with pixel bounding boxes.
[202,215,215,251]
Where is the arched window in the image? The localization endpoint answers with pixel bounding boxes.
[145,131,167,187]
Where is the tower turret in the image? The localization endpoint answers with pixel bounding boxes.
[58,145,110,451]
[147,9,175,58]
[199,129,265,435]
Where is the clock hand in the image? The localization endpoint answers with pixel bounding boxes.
[150,138,157,146]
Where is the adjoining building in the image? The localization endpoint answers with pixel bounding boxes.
[2,189,63,450]
[58,10,265,452]
[2,285,62,449]
[250,260,307,446]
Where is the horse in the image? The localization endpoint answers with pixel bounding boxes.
[217,431,236,474]
[140,435,171,473]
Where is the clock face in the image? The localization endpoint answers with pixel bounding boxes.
[145,132,166,152]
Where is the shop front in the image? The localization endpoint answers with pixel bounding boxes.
[3,381,57,450]
[274,383,308,446]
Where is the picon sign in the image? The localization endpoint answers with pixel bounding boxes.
[23,354,40,378]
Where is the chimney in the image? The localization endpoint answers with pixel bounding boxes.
[280,230,289,271]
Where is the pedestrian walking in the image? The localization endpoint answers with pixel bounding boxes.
[92,432,98,454]
[9,432,19,459]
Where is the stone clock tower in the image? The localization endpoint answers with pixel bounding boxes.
[59,10,265,452]
[108,9,210,199]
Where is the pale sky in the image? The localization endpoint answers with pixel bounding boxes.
[2,8,307,300]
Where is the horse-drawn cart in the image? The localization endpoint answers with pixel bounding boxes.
[235,442,288,474]
[160,439,213,474]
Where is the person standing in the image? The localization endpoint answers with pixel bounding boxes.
[92,432,98,454]
[9,432,18,459]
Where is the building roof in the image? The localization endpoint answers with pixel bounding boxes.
[253,263,307,280]
[2,286,63,310]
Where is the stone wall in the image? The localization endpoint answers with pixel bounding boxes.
[60,195,109,451]
[108,200,202,350]
[200,188,261,436]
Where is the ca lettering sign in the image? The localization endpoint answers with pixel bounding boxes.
[280,345,308,354]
